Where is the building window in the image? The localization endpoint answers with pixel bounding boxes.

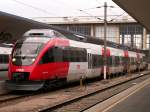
[95,25,119,43]
[69,24,91,36]
[119,24,143,49]
[146,34,150,49]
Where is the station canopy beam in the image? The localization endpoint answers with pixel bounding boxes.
[113,0,150,31]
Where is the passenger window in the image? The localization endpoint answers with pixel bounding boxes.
[53,47,63,62]
[0,54,9,63]
[39,48,54,64]
[62,47,87,62]
[107,56,112,66]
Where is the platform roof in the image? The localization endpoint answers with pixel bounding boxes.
[113,0,150,31]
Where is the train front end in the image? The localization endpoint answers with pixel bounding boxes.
[6,30,52,90]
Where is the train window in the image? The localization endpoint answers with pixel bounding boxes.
[77,50,87,62]
[4,55,9,63]
[129,57,132,65]
[131,57,135,65]
[112,56,115,66]
[99,55,103,66]
[134,58,136,64]
[72,50,78,62]
[62,47,87,62]
[92,54,96,67]
[120,57,123,65]
[130,58,132,65]
[0,55,3,63]
[107,56,112,66]
[48,48,55,62]
[63,48,70,62]
[112,56,120,66]
[53,47,63,62]
[39,48,54,64]
[123,57,129,65]
[115,56,120,65]
[0,54,9,63]
[40,51,49,64]
[143,56,146,62]
[91,54,103,68]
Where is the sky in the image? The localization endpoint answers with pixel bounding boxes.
[0,0,129,20]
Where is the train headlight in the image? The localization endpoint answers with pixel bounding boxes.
[12,58,16,62]
[32,58,35,62]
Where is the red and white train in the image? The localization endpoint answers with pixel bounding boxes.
[6,29,147,90]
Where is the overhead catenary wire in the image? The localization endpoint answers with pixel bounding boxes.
[11,0,131,22]
[95,0,102,4]
[43,0,127,21]
[109,12,126,21]
[79,9,102,20]
[11,0,57,16]
[47,0,103,20]
[79,5,130,22]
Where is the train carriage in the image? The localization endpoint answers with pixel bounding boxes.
[6,29,147,90]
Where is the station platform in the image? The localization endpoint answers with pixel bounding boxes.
[105,83,150,112]
[85,73,150,112]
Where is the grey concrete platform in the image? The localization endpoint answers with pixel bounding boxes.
[84,74,150,112]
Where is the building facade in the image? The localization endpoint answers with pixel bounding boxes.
[33,16,150,50]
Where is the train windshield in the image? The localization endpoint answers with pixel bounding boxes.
[12,42,44,65]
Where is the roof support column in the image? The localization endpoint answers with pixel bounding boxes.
[116,26,120,44]
[91,24,95,37]
[122,34,125,46]
[143,28,147,49]
[131,33,134,48]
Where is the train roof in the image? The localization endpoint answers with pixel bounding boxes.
[0,47,12,54]
[50,26,143,53]
[24,29,56,37]
[22,27,144,53]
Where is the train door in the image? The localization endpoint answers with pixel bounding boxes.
[87,49,94,78]
[67,47,88,82]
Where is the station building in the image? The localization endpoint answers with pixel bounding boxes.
[33,16,150,50]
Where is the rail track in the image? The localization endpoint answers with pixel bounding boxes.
[39,71,150,112]
[0,91,39,108]
[0,71,149,112]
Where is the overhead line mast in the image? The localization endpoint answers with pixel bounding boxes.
[104,2,107,80]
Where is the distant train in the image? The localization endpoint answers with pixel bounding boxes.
[6,29,147,90]
[0,47,11,71]
[0,45,12,81]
